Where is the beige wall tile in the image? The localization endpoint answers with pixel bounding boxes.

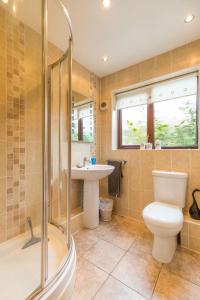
[181,222,189,236]
[171,44,191,72]
[171,150,190,172]
[142,189,154,209]
[25,109,42,142]
[0,178,6,215]
[189,237,200,253]
[0,213,6,242]
[0,141,6,178]
[26,173,43,207]
[99,39,200,225]
[139,57,155,81]
[154,150,172,170]
[141,150,155,169]
[188,39,200,66]
[27,203,42,227]
[190,150,200,171]
[128,167,142,190]
[129,189,143,218]
[0,70,6,105]
[189,223,200,238]
[141,168,154,190]
[26,142,42,175]
[189,170,200,190]
[181,234,189,249]
[154,51,171,77]
[0,104,6,141]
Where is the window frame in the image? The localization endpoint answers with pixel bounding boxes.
[117,74,199,150]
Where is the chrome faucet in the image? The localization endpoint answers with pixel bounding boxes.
[83,157,90,167]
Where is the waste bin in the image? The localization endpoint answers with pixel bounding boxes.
[99,197,113,221]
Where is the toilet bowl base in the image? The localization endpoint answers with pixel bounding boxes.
[152,235,177,263]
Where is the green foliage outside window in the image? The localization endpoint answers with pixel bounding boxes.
[123,120,147,145]
[122,99,196,147]
[154,100,196,147]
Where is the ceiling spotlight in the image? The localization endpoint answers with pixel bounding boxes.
[103,56,108,62]
[1,0,8,3]
[102,0,111,9]
[184,14,195,23]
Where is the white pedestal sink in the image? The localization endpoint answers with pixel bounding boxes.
[71,165,114,229]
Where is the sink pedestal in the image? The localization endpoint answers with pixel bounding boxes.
[83,180,99,229]
[71,164,114,229]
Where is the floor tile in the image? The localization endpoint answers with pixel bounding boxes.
[71,257,108,300]
[94,222,117,243]
[73,217,200,300]
[84,239,125,273]
[95,222,136,250]
[152,268,200,300]
[112,250,162,299]
[112,226,137,250]
[164,247,200,286]
[73,229,99,256]
[121,219,146,235]
[94,276,147,300]
[129,231,153,255]
[109,214,126,226]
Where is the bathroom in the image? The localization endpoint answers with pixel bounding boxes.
[0,0,200,299]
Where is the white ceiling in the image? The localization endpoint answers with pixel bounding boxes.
[1,0,200,77]
[64,0,200,77]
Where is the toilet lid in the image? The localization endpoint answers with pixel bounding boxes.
[143,202,183,228]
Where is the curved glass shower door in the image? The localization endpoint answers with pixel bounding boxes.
[47,0,72,281]
[47,52,70,281]
[0,0,43,299]
[0,0,72,299]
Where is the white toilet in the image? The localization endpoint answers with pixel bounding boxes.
[143,170,188,263]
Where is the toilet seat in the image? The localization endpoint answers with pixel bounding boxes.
[143,202,183,229]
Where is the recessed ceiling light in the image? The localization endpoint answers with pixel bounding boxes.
[103,56,108,62]
[102,0,111,9]
[1,0,8,3]
[184,14,195,23]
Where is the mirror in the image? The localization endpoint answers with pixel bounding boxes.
[72,92,94,143]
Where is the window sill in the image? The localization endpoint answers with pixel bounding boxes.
[118,145,199,150]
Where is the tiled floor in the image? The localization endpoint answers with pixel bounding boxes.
[72,215,200,300]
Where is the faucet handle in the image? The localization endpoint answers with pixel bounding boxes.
[83,156,90,166]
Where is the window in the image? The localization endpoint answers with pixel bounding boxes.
[72,101,94,143]
[116,74,198,149]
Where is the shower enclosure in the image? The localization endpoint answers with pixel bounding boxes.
[0,0,75,299]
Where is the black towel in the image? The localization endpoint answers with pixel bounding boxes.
[107,160,123,197]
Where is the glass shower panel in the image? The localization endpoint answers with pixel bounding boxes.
[0,0,43,299]
[48,54,70,280]
[47,0,71,281]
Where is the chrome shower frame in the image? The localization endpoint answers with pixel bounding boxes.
[27,0,73,298]
[47,48,73,239]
